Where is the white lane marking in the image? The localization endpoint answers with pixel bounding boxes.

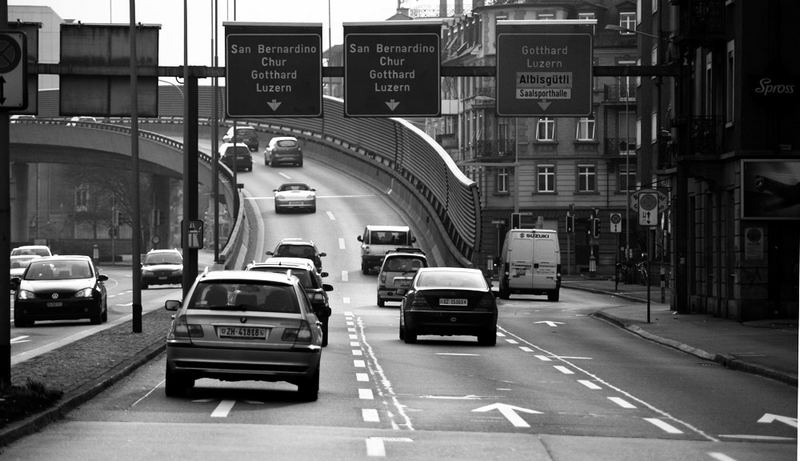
[365,437,413,458]
[326,211,336,221]
[608,397,637,409]
[279,172,291,180]
[347,321,354,326]
[348,327,356,333]
[10,336,30,344]
[354,360,366,368]
[352,349,363,356]
[345,311,353,316]
[519,346,533,353]
[421,395,481,400]
[718,434,797,442]
[356,373,370,382]
[553,365,574,375]
[342,271,349,282]
[350,341,360,347]
[132,379,165,407]
[505,339,519,345]
[349,334,358,340]
[359,388,374,400]
[498,325,718,442]
[343,297,351,304]
[362,408,380,422]
[535,355,552,361]
[708,453,738,461]
[211,400,236,418]
[644,417,684,434]
[339,237,346,250]
[556,356,593,360]
[356,315,414,431]
[578,380,602,390]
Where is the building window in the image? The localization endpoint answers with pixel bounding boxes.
[726,41,735,125]
[536,117,555,141]
[496,168,509,193]
[651,44,658,66]
[578,12,595,21]
[619,12,636,33]
[75,184,89,212]
[577,164,596,192]
[705,52,713,116]
[635,119,642,148]
[537,164,556,193]
[651,112,658,143]
[576,117,595,141]
[619,166,636,192]
[652,0,658,13]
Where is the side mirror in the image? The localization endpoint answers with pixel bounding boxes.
[322,283,333,292]
[10,277,20,291]
[411,236,417,243]
[266,251,274,255]
[357,235,363,242]
[164,299,181,311]
[319,252,327,257]
[320,271,329,278]
[97,274,109,282]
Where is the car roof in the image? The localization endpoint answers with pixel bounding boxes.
[147,248,181,254]
[277,182,311,189]
[219,142,249,149]
[365,225,411,231]
[14,245,50,250]
[271,136,297,141]
[197,269,297,285]
[260,257,316,270]
[276,237,315,246]
[35,254,92,262]
[417,267,479,274]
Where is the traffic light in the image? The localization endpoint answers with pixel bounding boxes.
[592,217,600,239]
[566,214,574,233]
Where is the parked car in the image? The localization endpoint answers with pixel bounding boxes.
[163,269,323,400]
[222,125,259,151]
[266,238,326,273]
[265,136,303,167]
[399,267,497,346]
[246,257,333,347]
[141,248,183,289]
[218,142,253,172]
[11,245,52,257]
[376,248,428,307]
[11,255,108,327]
[273,182,316,213]
[9,254,42,281]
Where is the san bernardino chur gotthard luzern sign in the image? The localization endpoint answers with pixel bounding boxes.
[496,20,594,117]
[344,21,441,117]
[225,23,322,118]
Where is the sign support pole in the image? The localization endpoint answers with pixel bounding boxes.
[0,0,10,387]
[129,0,142,333]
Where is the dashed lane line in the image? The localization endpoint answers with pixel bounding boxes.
[644,417,684,434]
[210,400,236,418]
[608,396,637,409]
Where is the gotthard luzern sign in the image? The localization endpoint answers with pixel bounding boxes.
[225,23,322,118]
[344,21,441,117]
[497,20,594,117]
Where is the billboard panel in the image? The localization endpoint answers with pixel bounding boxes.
[741,159,800,220]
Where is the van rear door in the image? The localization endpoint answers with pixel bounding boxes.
[507,232,535,290]
[532,234,558,289]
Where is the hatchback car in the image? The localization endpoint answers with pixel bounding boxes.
[265,136,302,167]
[218,142,253,172]
[377,248,428,307]
[10,254,42,281]
[11,245,52,257]
[164,270,323,400]
[11,255,109,327]
[222,125,259,151]
[266,238,326,272]
[273,183,316,213]
[141,248,183,289]
[247,257,333,347]
[399,267,497,346]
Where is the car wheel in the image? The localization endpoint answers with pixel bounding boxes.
[478,329,497,346]
[90,308,102,325]
[404,329,417,344]
[101,304,108,322]
[298,159,303,167]
[310,205,316,213]
[361,263,369,275]
[321,319,329,347]
[165,364,193,397]
[377,297,385,308]
[547,289,560,302]
[275,206,282,214]
[13,316,32,328]
[297,365,320,401]
[399,323,405,340]
[499,281,510,300]
[141,283,148,290]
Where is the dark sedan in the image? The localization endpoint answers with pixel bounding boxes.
[400,267,497,346]
[11,255,108,327]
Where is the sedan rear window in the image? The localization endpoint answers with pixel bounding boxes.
[145,254,182,265]
[416,271,487,289]
[276,139,298,147]
[26,261,93,280]
[248,267,315,288]
[188,282,299,313]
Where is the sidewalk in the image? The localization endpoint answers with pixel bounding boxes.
[561,274,798,386]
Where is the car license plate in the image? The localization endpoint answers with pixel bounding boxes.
[217,326,267,339]
[440,298,468,307]
[158,276,168,280]
[46,301,63,307]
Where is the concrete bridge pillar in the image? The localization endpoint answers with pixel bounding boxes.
[151,174,172,250]
[11,163,29,242]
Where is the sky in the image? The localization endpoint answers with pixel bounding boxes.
[9,0,407,66]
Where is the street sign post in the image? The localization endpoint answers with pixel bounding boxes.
[496,20,594,117]
[225,23,322,118]
[344,21,441,117]
[610,212,622,233]
[0,30,27,110]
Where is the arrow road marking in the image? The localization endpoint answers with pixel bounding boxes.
[472,403,542,428]
[535,321,564,327]
[385,99,400,111]
[758,413,798,428]
[267,99,282,111]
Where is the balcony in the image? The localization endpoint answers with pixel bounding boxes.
[605,137,637,156]
[471,139,516,161]
[603,84,636,104]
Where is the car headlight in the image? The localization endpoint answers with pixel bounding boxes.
[142,269,153,275]
[74,287,95,298]
[16,289,35,300]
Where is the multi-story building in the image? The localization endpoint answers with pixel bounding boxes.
[435,0,644,276]
[640,0,799,320]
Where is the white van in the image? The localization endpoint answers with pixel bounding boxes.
[357,225,416,274]
[498,229,561,301]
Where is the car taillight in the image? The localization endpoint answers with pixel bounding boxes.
[168,317,203,340]
[283,320,313,344]
[410,294,430,309]
[477,293,495,310]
